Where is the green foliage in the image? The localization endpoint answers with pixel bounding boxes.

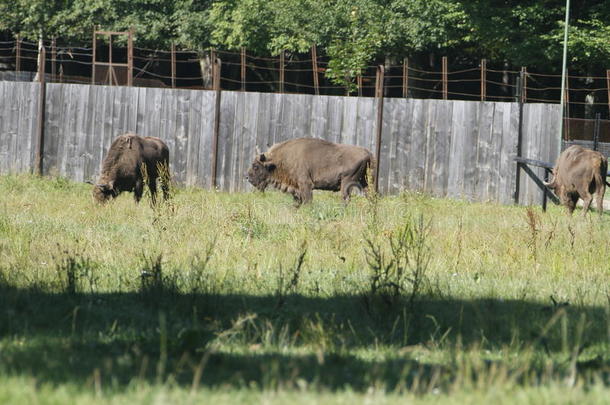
[2,0,610,85]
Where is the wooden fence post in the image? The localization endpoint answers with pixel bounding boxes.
[35,44,46,176]
[311,45,319,95]
[442,56,448,100]
[279,49,285,93]
[514,69,526,204]
[91,28,96,85]
[606,70,610,117]
[210,48,216,90]
[521,67,527,103]
[127,27,134,87]
[374,65,385,193]
[402,57,409,98]
[171,43,176,88]
[241,47,246,91]
[15,35,21,72]
[480,59,486,101]
[211,57,222,189]
[357,75,362,97]
[51,38,56,82]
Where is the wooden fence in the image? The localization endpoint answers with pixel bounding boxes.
[0,80,562,205]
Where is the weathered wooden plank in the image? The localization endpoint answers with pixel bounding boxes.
[185,90,202,186]
[292,94,313,140]
[405,99,423,192]
[310,95,329,140]
[462,101,480,201]
[255,92,272,152]
[173,89,191,184]
[229,91,246,192]
[196,90,216,189]
[378,98,395,194]
[268,93,283,147]
[502,102,520,205]
[447,101,467,198]
[411,98,429,192]
[217,90,237,190]
[239,92,260,191]
[326,96,343,144]
[0,83,6,172]
[355,97,376,151]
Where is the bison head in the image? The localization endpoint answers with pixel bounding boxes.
[246,153,275,191]
[92,181,115,203]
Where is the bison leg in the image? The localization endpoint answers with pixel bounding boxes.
[134,179,144,203]
[581,194,593,216]
[596,187,605,216]
[148,177,159,206]
[565,194,578,215]
[341,179,363,201]
[300,183,313,205]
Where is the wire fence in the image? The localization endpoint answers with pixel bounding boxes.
[1,36,610,141]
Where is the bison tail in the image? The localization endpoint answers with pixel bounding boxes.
[594,157,608,191]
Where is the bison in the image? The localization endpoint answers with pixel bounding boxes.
[93,133,170,204]
[246,137,374,206]
[544,145,608,216]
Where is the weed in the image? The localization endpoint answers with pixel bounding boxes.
[54,248,99,294]
[276,242,307,309]
[230,204,268,239]
[187,238,217,294]
[524,207,540,261]
[363,214,431,312]
[139,253,178,299]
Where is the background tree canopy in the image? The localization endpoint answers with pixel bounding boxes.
[1,0,609,84]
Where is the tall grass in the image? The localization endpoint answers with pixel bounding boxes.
[0,174,608,404]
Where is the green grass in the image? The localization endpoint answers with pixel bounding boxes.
[0,174,608,403]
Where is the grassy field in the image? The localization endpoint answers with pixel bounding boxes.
[0,174,608,404]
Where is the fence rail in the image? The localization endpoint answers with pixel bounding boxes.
[0,80,562,206]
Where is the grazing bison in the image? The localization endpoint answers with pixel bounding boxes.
[544,145,608,215]
[93,133,170,204]
[246,137,374,206]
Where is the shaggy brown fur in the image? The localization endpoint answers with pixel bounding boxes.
[93,133,170,204]
[246,137,373,206]
[544,145,607,216]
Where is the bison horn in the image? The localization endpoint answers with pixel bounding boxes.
[542,176,556,188]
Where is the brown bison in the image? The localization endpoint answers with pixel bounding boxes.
[544,145,608,215]
[93,133,170,204]
[246,137,374,206]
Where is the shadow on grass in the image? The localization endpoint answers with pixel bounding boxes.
[0,283,608,392]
